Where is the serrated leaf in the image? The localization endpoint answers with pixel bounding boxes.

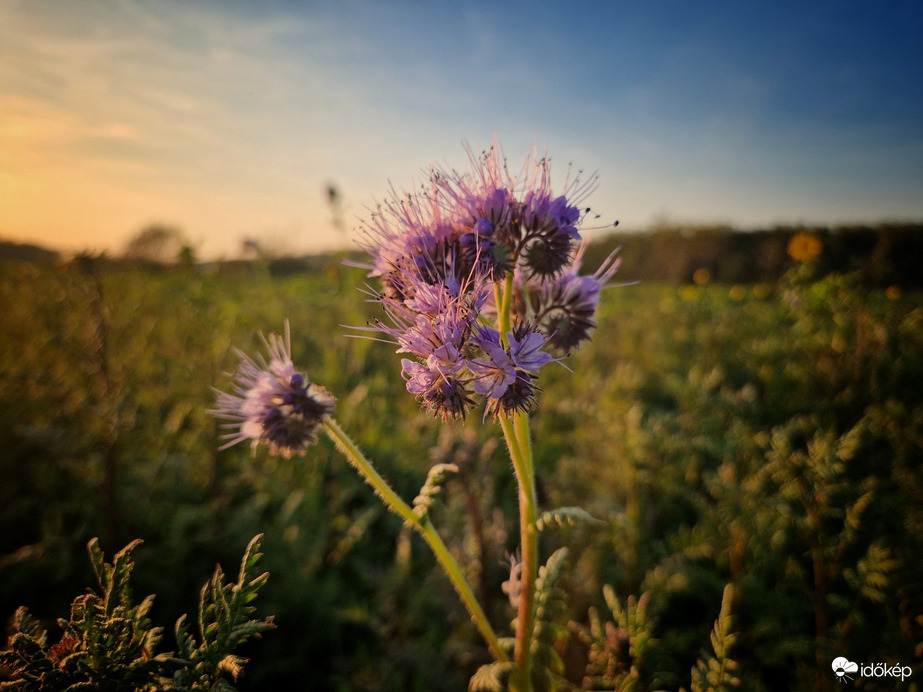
[217,653,248,680]
[11,607,47,646]
[691,585,740,692]
[237,533,264,586]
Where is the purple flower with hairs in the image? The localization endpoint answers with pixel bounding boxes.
[519,245,621,355]
[519,190,582,277]
[370,278,483,361]
[469,327,518,398]
[437,145,522,251]
[401,359,474,421]
[468,323,554,419]
[508,323,554,373]
[352,138,610,421]
[212,325,335,457]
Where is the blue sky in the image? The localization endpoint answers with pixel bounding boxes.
[1,0,921,258]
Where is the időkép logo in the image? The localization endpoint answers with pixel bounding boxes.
[832,657,912,683]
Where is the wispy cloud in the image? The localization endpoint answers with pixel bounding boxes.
[1,0,921,256]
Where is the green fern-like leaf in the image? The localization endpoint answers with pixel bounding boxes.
[11,606,47,646]
[690,584,740,692]
[574,584,674,691]
[216,653,248,680]
[169,533,276,691]
[2,536,275,691]
[844,541,901,604]
[529,547,572,692]
[1,539,170,691]
[0,611,57,689]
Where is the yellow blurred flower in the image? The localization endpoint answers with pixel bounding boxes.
[787,231,823,262]
[693,267,711,285]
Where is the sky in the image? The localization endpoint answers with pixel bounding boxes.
[1,0,922,259]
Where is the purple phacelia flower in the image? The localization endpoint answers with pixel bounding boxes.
[353,138,609,421]
[426,342,466,377]
[519,191,582,277]
[355,180,461,301]
[212,324,334,458]
[508,323,554,373]
[435,140,597,278]
[369,279,482,361]
[483,371,540,420]
[521,245,621,355]
[468,324,553,419]
[401,359,474,421]
[469,327,518,398]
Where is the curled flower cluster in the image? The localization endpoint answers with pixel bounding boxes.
[512,244,621,356]
[212,325,335,457]
[356,140,618,421]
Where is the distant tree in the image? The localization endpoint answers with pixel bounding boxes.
[0,240,60,264]
[176,243,197,268]
[124,224,187,264]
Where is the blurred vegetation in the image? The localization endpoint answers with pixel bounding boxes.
[5,221,923,285]
[1,224,921,690]
[582,221,923,287]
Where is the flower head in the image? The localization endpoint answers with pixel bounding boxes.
[519,190,582,277]
[212,324,334,457]
[354,138,609,421]
[469,323,552,420]
[401,359,475,421]
[469,327,518,398]
[519,245,621,355]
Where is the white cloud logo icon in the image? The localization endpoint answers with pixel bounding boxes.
[832,657,859,682]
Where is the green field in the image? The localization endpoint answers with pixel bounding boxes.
[1,256,921,690]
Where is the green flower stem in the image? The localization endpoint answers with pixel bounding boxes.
[496,268,539,691]
[323,418,507,663]
[497,272,515,337]
[513,411,535,492]
[501,413,538,692]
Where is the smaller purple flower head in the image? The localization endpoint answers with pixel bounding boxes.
[212,323,335,458]
[438,142,523,249]
[483,370,540,420]
[474,218,494,236]
[526,246,621,355]
[519,191,582,278]
[401,359,474,421]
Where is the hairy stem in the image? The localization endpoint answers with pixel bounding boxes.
[501,413,538,692]
[497,272,515,336]
[496,269,538,691]
[323,418,507,663]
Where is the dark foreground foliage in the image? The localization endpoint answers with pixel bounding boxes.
[1,249,920,690]
[0,535,273,690]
